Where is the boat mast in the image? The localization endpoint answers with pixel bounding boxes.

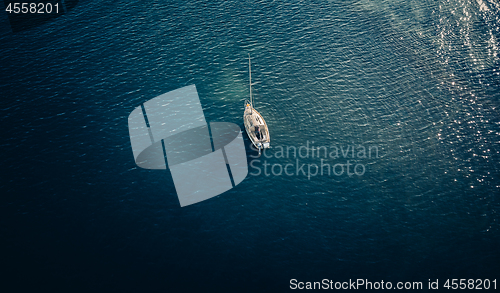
[249,54,253,114]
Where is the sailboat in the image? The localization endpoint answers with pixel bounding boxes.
[244,54,270,155]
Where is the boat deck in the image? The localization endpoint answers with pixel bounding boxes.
[244,106,270,148]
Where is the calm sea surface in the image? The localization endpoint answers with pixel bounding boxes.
[1,0,499,292]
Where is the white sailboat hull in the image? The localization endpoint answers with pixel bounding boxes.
[244,104,270,150]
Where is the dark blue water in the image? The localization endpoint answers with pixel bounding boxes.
[1,0,499,292]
